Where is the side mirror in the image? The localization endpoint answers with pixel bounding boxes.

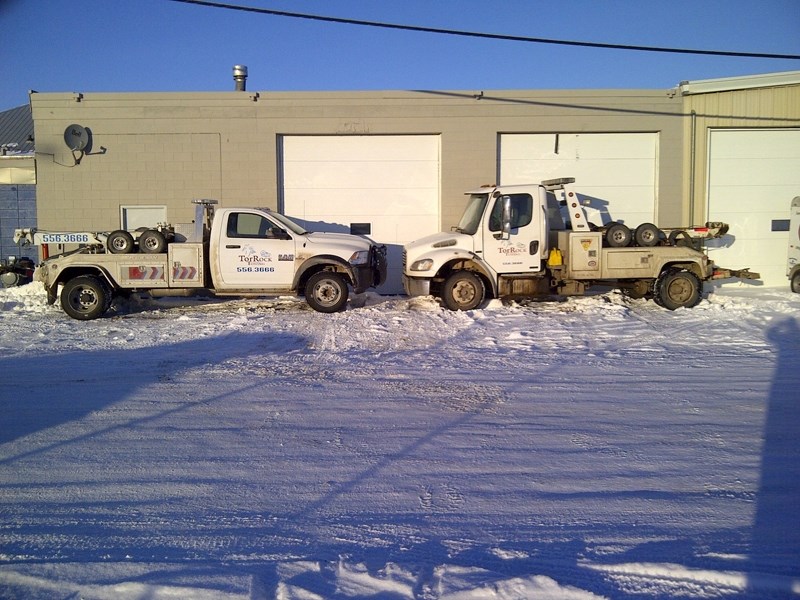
[494,196,513,240]
[268,227,291,240]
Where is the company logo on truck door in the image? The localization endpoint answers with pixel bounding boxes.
[239,245,273,264]
[237,245,275,273]
[498,242,527,256]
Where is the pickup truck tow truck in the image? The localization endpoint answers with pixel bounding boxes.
[19,200,386,319]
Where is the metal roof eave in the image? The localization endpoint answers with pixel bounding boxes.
[679,70,800,96]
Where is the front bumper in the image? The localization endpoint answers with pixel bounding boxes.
[352,244,387,293]
[403,275,431,297]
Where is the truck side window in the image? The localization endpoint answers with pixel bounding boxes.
[488,194,533,232]
[227,212,275,238]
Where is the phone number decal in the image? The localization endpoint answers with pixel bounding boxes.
[237,266,275,273]
[40,233,91,244]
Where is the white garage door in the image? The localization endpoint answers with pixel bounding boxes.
[707,129,800,288]
[499,133,658,227]
[280,135,440,293]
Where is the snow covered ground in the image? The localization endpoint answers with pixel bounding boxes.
[1,282,798,599]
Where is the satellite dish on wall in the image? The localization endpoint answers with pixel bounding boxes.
[64,124,90,151]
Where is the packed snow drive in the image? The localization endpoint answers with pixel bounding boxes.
[1,282,798,599]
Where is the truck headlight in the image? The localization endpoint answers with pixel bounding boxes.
[349,250,370,266]
[410,258,434,272]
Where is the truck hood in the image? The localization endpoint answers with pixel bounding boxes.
[405,231,475,254]
[301,231,374,253]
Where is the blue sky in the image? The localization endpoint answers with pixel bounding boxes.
[2,0,799,110]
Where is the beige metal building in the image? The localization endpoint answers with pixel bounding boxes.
[679,71,800,286]
[27,69,800,288]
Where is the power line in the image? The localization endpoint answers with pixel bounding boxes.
[167,0,800,61]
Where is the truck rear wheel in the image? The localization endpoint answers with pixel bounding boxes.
[107,230,135,254]
[441,271,485,311]
[138,229,168,254]
[656,270,701,310]
[60,275,111,320]
[305,271,349,313]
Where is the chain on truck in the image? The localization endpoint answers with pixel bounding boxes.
[16,199,387,320]
[403,177,760,311]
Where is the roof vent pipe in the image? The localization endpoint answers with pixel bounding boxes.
[233,65,248,91]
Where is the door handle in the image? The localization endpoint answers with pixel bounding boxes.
[530,241,539,254]
[226,244,241,249]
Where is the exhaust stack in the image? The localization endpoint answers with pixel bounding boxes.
[233,65,248,91]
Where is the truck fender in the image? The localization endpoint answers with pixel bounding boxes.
[55,265,117,292]
[293,255,354,290]
[43,265,116,307]
[659,261,706,281]
[437,255,497,299]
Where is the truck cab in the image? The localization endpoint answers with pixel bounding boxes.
[208,206,381,300]
[404,181,565,309]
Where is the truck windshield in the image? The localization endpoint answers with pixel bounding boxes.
[455,194,489,235]
[266,210,308,235]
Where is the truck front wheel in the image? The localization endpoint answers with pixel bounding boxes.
[441,271,485,311]
[656,270,701,310]
[305,271,349,313]
[791,271,800,293]
[60,275,111,320]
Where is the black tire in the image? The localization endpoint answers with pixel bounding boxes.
[60,275,111,320]
[621,279,653,300]
[634,223,662,247]
[441,271,485,311]
[791,271,800,294]
[605,223,632,248]
[107,230,135,254]
[668,229,693,248]
[656,270,701,310]
[305,271,349,313]
[138,229,168,254]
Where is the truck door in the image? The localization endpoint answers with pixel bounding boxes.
[482,192,543,274]
[217,211,296,289]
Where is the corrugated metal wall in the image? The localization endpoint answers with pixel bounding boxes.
[0,183,37,261]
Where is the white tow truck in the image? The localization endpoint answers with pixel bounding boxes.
[788,196,800,293]
[18,200,386,319]
[403,178,758,310]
